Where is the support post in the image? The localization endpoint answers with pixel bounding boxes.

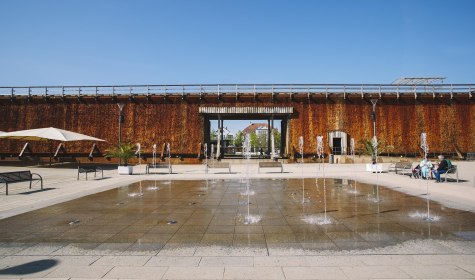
[270,116,275,159]
[267,118,271,156]
[117,103,125,145]
[281,117,288,157]
[220,118,224,158]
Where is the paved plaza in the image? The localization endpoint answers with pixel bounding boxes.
[0,162,474,279]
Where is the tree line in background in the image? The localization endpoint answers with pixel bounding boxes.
[211,130,281,150]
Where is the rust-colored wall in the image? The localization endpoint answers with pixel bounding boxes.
[0,95,473,160]
[288,97,474,156]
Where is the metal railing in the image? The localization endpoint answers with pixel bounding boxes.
[0,83,473,99]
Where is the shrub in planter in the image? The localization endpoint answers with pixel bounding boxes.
[105,143,135,174]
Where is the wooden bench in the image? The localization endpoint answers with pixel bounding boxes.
[467,153,475,161]
[388,162,413,175]
[77,166,103,180]
[258,161,283,173]
[146,163,172,174]
[206,162,231,173]
[444,165,459,183]
[0,170,43,195]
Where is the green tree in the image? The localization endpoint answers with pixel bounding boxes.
[210,129,218,140]
[250,132,258,149]
[360,138,389,161]
[273,130,281,149]
[257,133,267,149]
[234,130,244,147]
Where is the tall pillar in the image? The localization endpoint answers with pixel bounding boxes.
[270,116,275,159]
[220,118,224,158]
[281,117,288,157]
[216,115,221,159]
[267,118,271,155]
[203,116,210,150]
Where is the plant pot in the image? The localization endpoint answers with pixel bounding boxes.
[366,163,382,173]
[118,165,133,175]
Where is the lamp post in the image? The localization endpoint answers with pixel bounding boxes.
[370,99,378,163]
[117,103,125,145]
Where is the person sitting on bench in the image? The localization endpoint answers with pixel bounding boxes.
[433,155,449,183]
[419,157,433,179]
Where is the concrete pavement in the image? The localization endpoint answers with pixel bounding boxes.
[0,161,474,279]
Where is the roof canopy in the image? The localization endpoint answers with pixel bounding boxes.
[0,127,105,142]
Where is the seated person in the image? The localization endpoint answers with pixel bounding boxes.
[411,163,421,179]
[433,155,449,183]
[419,157,433,179]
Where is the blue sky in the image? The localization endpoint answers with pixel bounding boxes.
[0,0,474,87]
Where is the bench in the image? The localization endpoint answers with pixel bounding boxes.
[0,171,43,195]
[444,165,459,183]
[258,161,283,173]
[388,162,413,175]
[77,166,103,180]
[467,153,475,161]
[146,163,172,174]
[206,162,231,173]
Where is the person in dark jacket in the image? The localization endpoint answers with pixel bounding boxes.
[433,155,449,183]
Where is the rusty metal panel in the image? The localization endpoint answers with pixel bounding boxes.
[0,97,473,159]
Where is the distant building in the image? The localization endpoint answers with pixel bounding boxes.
[242,123,277,135]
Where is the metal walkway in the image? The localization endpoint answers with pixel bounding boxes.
[0,83,473,99]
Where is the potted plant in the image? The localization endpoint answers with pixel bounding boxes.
[362,139,383,172]
[105,143,135,175]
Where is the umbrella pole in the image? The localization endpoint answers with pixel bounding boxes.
[49,140,52,166]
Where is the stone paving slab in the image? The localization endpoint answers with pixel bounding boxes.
[199,257,253,267]
[458,264,475,275]
[223,267,285,279]
[398,264,475,279]
[0,254,474,279]
[254,256,309,267]
[44,265,113,278]
[353,255,419,266]
[48,256,100,266]
[162,267,224,279]
[145,256,201,267]
[340,266,411,279]
[14,245,64,256]
[282,266,348,279]
[91,255,151,266]
[103,266,168,279]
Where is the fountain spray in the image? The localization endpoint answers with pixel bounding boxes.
[148,144,159,191]
[301,135,331,225]
[243,133,260,224]
[203,143,208,173]
[298,136,308,204]
[421,132,434,221]
[350,138,358,194]
[372,136,380,204]
[318,135,330,223]
[166,143,171,174]
[137,143,143,195]
[128,143,143,197]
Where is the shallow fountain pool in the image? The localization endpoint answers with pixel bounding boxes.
[0,178,474,252]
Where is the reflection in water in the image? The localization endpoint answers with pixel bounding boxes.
[1,178,474,252]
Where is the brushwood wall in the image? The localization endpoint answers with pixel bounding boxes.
[0,94,473,162]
